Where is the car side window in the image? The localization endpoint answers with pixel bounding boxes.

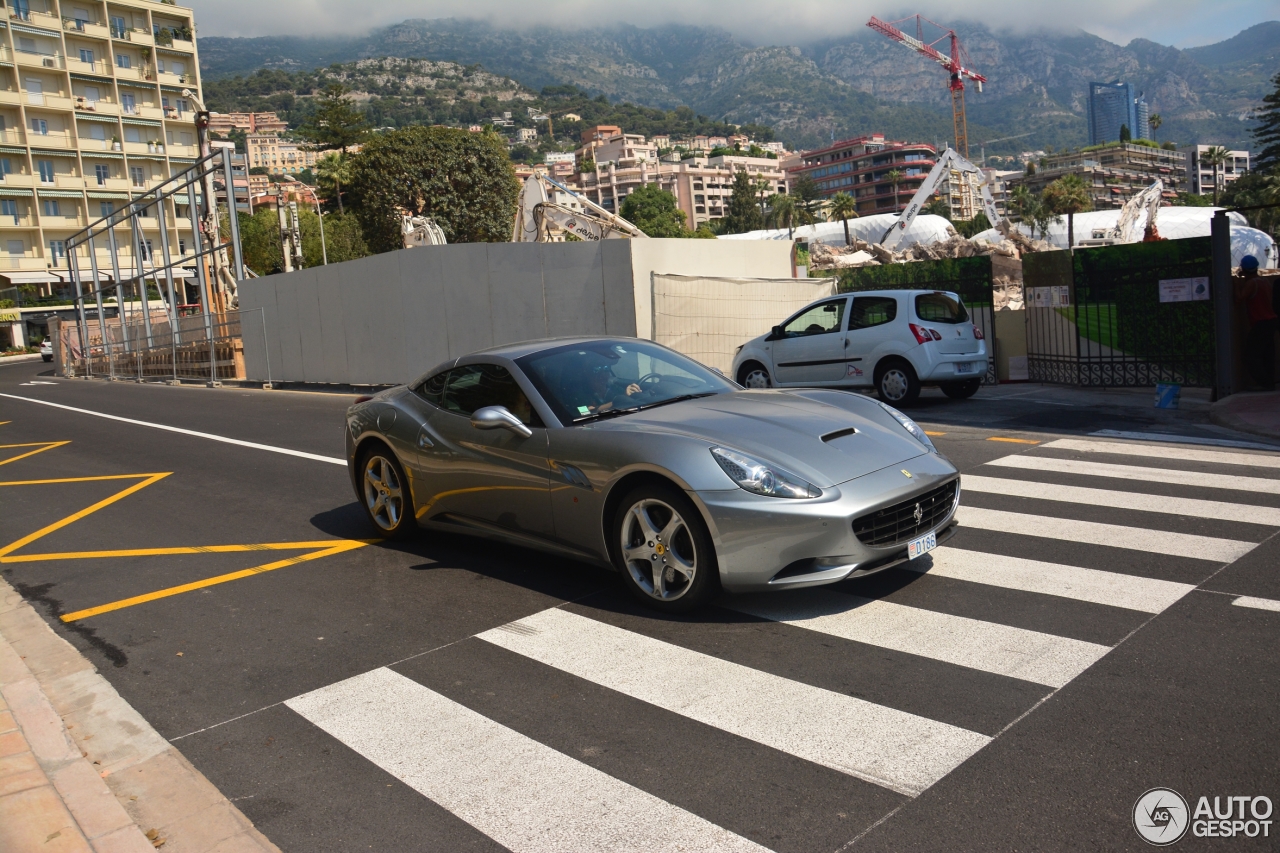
[414,370,448,406]
[782,298,847,337]
[848,296,898,330]
[441,363,541,426]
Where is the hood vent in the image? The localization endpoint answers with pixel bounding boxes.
[821,427,858,443]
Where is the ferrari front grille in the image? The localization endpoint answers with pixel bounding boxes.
[852,479,958,547]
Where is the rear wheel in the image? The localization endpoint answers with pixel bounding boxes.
[612,484,718,613]
[358,445,415,539]
[737,361,772,389]
[876,359,920,406]
[941,379,981,399]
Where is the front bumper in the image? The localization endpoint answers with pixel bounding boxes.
[693,450,959,593]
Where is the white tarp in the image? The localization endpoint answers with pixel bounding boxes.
[718,213,956,249]
[651,274,836,374]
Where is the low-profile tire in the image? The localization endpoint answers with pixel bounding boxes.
[876,359,921,406]
[611,483,719,613]
[941,378,981,400]
[737,361,772,389]
[357,444,416,539]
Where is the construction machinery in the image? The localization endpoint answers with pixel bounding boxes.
[401,216,448,248]
[1078,180,1166,246]
[879,147,1001,250]
[867,15,987,159]
[512,173,647,242]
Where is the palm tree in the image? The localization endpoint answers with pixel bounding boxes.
[1148,113,1163,140]
[1203,146,1230,205]
[886,168,904,212]
[767,193,795,238]
[828,192,859,245]
[315,152,352,214]
[1042,173,1094,249]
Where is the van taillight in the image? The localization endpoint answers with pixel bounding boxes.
[972,325,984,340]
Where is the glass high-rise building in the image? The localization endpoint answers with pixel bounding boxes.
[1087,81,1139,145]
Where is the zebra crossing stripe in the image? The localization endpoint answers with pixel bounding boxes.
[911,547,1195,614]
[985,455,1280,495]
[729,589,1108,689]
[960,506,1255,562]
[478,607,990,797]
[1044,438,1280,469]
[963,474,1280,527]
[285,667,771,853]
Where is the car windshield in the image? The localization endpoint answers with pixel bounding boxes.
[915,292,969,324]
[517,340,734,424]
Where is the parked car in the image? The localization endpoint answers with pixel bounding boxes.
[40,338,53,362]
[731,289,987,405]
[346,337,960,612]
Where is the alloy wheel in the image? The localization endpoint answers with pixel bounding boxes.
[363,455,404,531]
[620,498,698,600]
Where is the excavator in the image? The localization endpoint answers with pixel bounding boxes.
[512,173,647,242]
[879,147,1001,250]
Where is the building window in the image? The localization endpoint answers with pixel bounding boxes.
[42,199,60,217]
[79,49,95,65]
[0,159,10,179]
[30,118,48,136]
[94,164,110,185]
[130,166,145,187]
[121,94,136,114]
[0,200,17,223]
[100,201,113,218]
[110,15,126,37]
[38,160,55,183]
[49,240,67,264]
[124,127,142,143]
[116,54,131,69]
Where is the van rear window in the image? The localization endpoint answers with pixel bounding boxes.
[915,292,969,324]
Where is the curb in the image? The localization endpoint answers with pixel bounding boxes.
[0,353,46,363]
[1209,393,1280,443]
[0,578,280,853]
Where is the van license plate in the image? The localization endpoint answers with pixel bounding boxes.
[954,362,973,373]
[907,532,937,560]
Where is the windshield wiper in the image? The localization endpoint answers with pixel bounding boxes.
[632,392,718,412]
[571,406,639,424]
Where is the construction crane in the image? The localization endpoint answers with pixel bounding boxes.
[512,174,647,242]
[979,132,1033,167]
[878,147,1001,250]
[867,15,987,159]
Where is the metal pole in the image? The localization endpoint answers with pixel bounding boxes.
[1210,210,1233,401]
[186,174,218,385]
[316,203,328,265]
[127,211,154,350]
[106,226,130,356]
[222,147,246,281]
[259,306,272,389]
[154,199,180,344]
[69,251,91,378]
[83,235,115,380]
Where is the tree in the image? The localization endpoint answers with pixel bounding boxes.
[237,208,283,276]
[1203,145,1230,205]
[1221,167,1280,238]
[315,152,352,214]
[721,170,764,235]
[767,193,796,238]
[619,185,688,237]
[827,192,858,245]
[791,175,822,225]
[886,168,904,211]
[1253,71,1280,171]
[297,83,370,153]
[347,126,519,252]
[298,208,369,266]
[1009,185,1052,239]
[1042,173,1093,249]
[922,197,951,219]
[1148,113,1163,139]
[1119,124,1132,143]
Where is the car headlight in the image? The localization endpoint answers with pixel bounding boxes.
[710,446,820,498]
[877,401,935,451]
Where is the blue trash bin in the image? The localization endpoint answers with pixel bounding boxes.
[1155,383,1181,409]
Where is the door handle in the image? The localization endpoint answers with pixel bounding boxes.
[416,428,434,449]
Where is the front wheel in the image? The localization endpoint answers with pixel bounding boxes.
[737,361,772,389]
[941,379,981,399]
[876,360,920,406]
[358,446,415,539]
[612,484,718,613]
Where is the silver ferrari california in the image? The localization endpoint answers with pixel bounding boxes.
[346,337,960,612]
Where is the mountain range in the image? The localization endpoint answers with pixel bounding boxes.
[197,18,1279,155]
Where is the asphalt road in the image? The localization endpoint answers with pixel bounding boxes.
[2,358,1278,852]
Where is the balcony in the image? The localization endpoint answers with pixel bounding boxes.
[122,29,154,47]
[0,214,35,228]
[156,70,195,87]
[113,64,145,81]
[122,141,152,155]
[0,173,36,188]
[15,51,66,70]
[55,175,88,190]
[41,94,76,111]
[64,18,111,40]
[68,58,114,76]
[37,213,87,227]
[86,177,131,192]
[28,131,76,149]
[80,138,125,153]
[27,10,63,31]
[163,143,198,158]
[0,127,25,146]
[134,105,164,120]
[76,97,121,115]
[169,38,195,53]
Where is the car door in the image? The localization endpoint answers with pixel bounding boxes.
[843,295,900,384]
[769,297,850,384]
[414,362,553,539]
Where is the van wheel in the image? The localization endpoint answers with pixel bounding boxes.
[941,379,981,399]
[737,361,772,389]
[876,359,920,406]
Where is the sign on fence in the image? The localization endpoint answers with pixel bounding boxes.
[1028,286,1071,308]
[1158,277,1211,303]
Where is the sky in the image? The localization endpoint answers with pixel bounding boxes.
[191,0,1278,47]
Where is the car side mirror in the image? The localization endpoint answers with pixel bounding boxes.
[471,405,534,438]
[768,325,784,340]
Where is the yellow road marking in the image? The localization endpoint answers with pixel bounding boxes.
[0,473,160,487]
[60,539,369,622]
[0,473,170,559]
[1,540,352,564]
[0,421,11,426]
[0,441,70,466]
[987,437,1040,445]
[924,431,946,437]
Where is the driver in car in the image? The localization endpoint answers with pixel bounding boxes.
[577,363,643,414]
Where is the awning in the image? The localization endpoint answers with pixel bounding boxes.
[37,189,88,198]
[159,85,189,94]
[81,151,125,160]
[0,146,27,155]
[10,23,58,37]
[0,271,59,284]
[75,113,121,123]
[70,73,114,84]
[30,149,79,158]
[87,191,130,199]
[120,117,162,128]
[126,154,167,161]
[0,188,34,197]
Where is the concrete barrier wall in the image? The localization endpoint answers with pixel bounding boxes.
[239,239,792,387]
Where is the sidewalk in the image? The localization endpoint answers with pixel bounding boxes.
[1210,390,1280,442]
[0,578,280,853]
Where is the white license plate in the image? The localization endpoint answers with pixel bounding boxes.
[907,531,937,560]
[954,362,973,373]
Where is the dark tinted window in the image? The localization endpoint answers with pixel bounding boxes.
[782,298,847,337]
[414,370,448,405]
[915,292,969,324]
[440,364,540,426]
[849,296,897,330]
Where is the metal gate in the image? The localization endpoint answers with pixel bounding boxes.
[1025,238,1215,387]
[838,254,998,384]
[62,148,246,382]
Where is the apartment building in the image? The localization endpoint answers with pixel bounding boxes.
[1008,141,1187,209]
[207,110,287,137]
[0,0,202,300]
[789,135,937,217]
[246,133,318,176]
[1185,145,1249,197]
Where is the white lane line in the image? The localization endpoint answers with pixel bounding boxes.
[959,506,1256,563]
[286,668,769,853]
[909,547,1195,614]
[478,608,989,797]
[0,392,345,465]
[963,474,1280,527]
[730,589,1107,690]
[1047,437,1280,469]
[1091,430,1280,453]
[985,454,1280,495]
[1232,596,1280,613]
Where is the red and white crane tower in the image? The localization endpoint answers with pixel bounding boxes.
[867,15,987,160]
